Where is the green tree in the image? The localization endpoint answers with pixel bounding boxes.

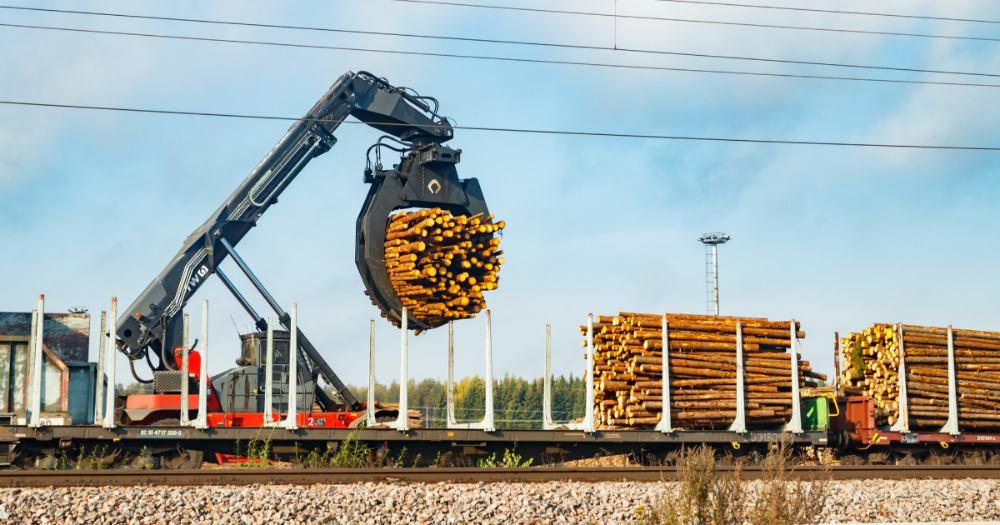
[333,374,585,428]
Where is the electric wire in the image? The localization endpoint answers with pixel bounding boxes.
[2,100,999,151]
[646,0,1000,26]
[385,0,1000,44]
[3,23,1000,90]
[0,5,995,79]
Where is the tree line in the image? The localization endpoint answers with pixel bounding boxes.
[340,374,587,429]
[117,374,587,429]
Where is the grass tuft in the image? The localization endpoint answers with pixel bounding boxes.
[638,438,830,525]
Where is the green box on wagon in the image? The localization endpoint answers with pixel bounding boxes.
[802,397,830,430]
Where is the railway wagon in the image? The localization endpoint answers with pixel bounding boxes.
[3,306,1000,468]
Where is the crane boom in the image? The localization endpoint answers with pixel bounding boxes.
[114,71,480,410]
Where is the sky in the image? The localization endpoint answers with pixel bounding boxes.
[3,0,1000,393]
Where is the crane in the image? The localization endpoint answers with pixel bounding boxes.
[112,71,489,421]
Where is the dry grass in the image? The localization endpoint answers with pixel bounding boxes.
[638,439,830,525]
[747,438,829,525]
[637,445,744,525]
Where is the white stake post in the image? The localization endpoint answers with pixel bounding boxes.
[284,303,299,430]
[564,315,596,432]
[103,298,117,429]
[542,324,555,430]
[786,320,803,433]
[891,324,910,433]
[29,295,45,427]
[728,321,747,433]
[27,310,36,418]
[27,304,41,428]
[180,313,190,426]
[482,310,495,432]
[941,326,960,436]
[194,300,209,430]
[654,315,673,433]
[394,308,410,432]
[366,319,377,425]
[447,321,457,427]
[264,316,276,426]
[94,310,107,425]
[584,314,595,433]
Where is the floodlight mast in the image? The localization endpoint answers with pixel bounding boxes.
[697,232,731,316]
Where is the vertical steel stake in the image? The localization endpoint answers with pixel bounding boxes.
[103,298,117,429]
[584,313,595,433]
[284,303,299,430]
[28,295,45,428]
[940,325,960,436]
[395,307,410,431]
[447,321,457,427]
[366,319,377,425]
[26,308,38,427]
[482,310,495,432]
[264,316,275,426]
[891,323,910,433]
[729,321,747,433]
[833,331,839,398]
[94,310,107,425]
[655,315,673,433]
[786,320,803,433]
[543,324,555,430]
[194,300,209,430]
[180,313,190,426]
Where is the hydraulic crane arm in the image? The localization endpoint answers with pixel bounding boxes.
[115,71,486,410]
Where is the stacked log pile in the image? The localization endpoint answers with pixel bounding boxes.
[368,401,424,429]
[582,312,825,429]
[839,324,1000,430]
[378,208,505,330]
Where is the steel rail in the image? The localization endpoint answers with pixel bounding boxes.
[1,466,999,487]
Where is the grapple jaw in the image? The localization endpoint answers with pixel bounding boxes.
[356,143,489,331]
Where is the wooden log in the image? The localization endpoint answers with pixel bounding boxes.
[906,380,1000,399]
[631,330,793,347]
[905,347,1000,357]
[622,313,801,331]
[906,374,1000,391]
[909,367,1000,383]
[642,340,761,352]
[903,335,1000,352]
[901,324,1000,343]
[905,357,1000,365]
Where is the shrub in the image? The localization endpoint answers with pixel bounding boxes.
[638,445,743,525]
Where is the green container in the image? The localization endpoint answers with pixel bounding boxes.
[802,397,830,430]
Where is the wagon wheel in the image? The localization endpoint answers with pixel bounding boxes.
[159,447,204,470]
[149,418,204,469]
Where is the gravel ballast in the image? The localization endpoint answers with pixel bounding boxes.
[1,478,999,524]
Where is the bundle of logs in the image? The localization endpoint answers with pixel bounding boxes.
[839,324,1000,430]
[368,401,424,429]
[582,312,825,430]
[378,207,505,330]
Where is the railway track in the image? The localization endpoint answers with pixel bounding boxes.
[1,465,999,487]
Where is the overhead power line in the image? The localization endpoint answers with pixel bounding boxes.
[2,100,998,151]
[385,0,1000,44]
[0,5,995,79]
[3,23,1000,90]
[647,0,1000,26]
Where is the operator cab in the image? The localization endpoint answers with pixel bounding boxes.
[211,330,318,414]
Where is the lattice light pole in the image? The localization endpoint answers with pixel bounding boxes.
[698,232,731,316]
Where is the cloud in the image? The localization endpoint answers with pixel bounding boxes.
[3,0,1000,386]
